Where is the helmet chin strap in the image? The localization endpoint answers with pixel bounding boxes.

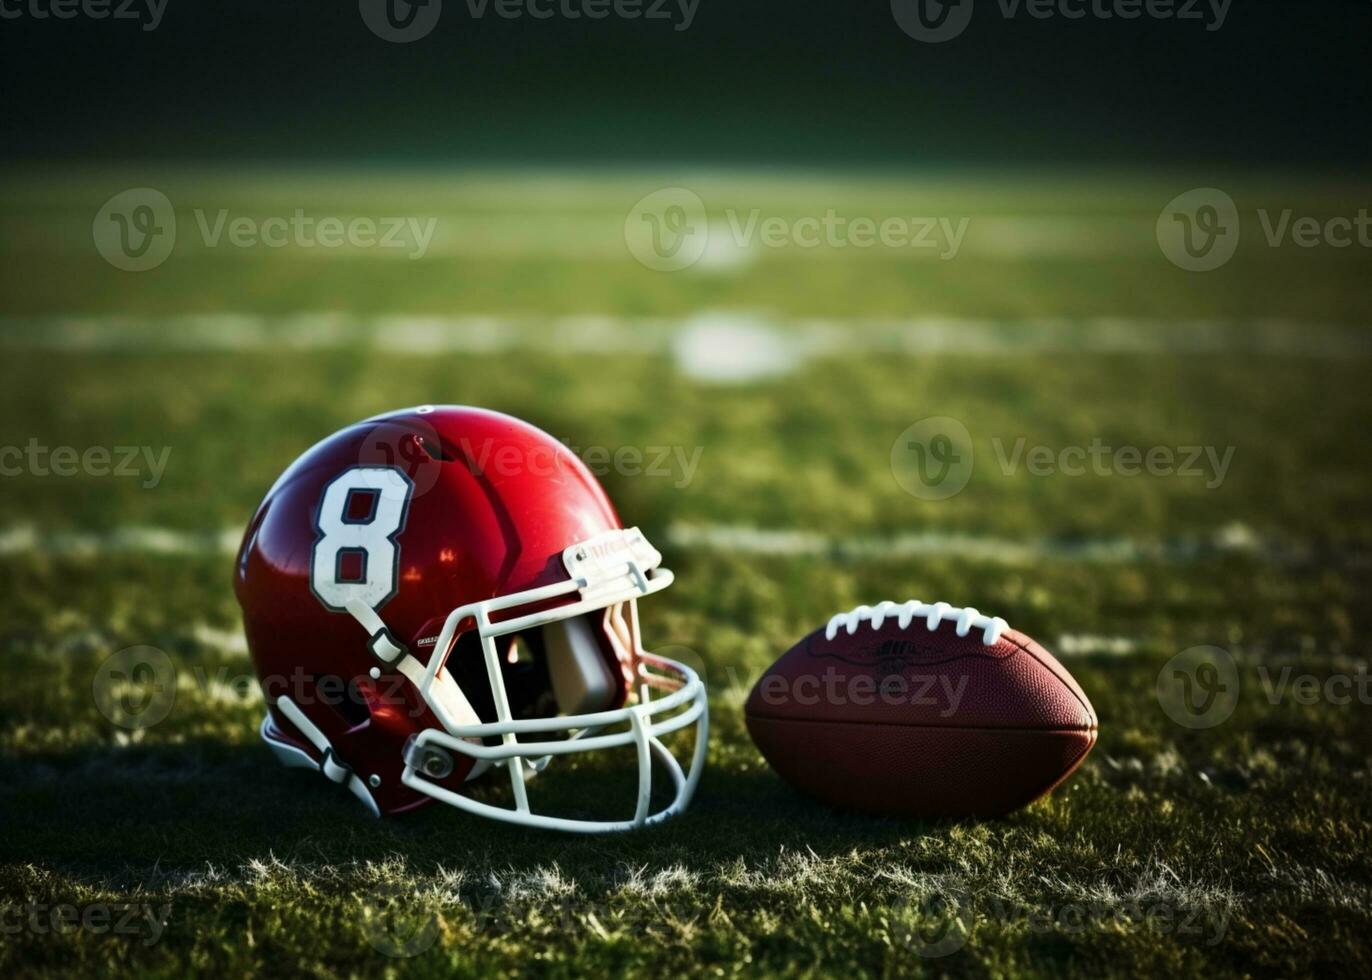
[345,596,490,725]
[266,696,382,817]
[343,597,495,777]
[345,598,409,666]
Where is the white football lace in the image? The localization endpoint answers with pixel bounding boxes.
[824,600,1009,646]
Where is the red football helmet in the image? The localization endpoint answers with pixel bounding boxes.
[234,405,707,832]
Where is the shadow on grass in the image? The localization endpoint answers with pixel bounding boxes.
[0,738,952,882]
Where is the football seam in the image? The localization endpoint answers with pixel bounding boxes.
[744,715,1096,733]
[1002,633,1097,723]
[782,636,1097,728]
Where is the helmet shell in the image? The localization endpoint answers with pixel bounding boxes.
[235,406,627,813]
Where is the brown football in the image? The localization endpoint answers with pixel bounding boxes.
[744,601,1097,818]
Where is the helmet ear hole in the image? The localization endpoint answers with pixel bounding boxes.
[317,674,371,731]
[444,630,556,723]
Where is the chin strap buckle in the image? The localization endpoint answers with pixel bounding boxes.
[347,598,409,665]
[319,747,354,785]
[367,626,407,664]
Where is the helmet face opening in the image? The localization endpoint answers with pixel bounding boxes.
[238,406,708,832]
[442,605,628,728]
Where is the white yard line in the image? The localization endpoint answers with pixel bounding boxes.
[665,521,1335,566]
[0,525,239,558]
[0,521,1345,567]
[0,313,1365,355]
[2,313,1366,382]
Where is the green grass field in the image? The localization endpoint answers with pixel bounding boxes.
[1,169,1370,978]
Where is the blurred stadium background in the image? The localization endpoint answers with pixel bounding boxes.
[1,3,1370,977]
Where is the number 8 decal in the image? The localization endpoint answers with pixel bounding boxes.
[310,467,414,611]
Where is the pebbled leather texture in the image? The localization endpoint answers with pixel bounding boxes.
[744,617,1098,817]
